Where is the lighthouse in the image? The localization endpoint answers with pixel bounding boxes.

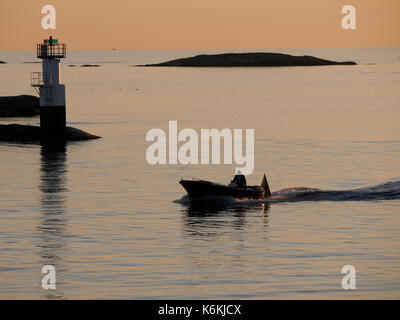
[31,36,66,136]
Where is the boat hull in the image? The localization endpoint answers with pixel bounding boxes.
[179,179,264,200]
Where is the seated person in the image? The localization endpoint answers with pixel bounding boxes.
[231,170,247,189]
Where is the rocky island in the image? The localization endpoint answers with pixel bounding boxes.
[139,52,356,67]
[0,95,101,142]
[68,64,101,67]
[0,124,101,142]
[0,95,40,117]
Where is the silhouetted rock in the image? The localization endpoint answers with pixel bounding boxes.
[0,124,101,142]
[69,64,101,67]
[0,95,40,117]
[139,52,357,67]
[0,61,6,64]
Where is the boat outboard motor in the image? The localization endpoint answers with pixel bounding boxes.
[261,174,271,198]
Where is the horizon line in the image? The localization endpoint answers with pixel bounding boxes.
[1,45,400,52]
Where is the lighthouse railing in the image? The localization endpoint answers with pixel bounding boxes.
[31,72,52,87]
[37,43,66,59]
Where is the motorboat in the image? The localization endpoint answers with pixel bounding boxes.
[179,174,271,200]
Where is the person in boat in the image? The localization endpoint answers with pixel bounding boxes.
[231,170,247,189]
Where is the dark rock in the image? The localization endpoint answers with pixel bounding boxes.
[0,124,101,142]
[68,64,101,67]
[139,52,357,67]
[0,61,6,64]
[64,126,101,140]
[0,124,41,141]
[0,95,40,117]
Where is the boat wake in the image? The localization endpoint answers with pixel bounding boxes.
[175,180,400,206]
[270,180,400,202]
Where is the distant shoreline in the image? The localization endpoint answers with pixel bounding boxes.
[138,52,357,67]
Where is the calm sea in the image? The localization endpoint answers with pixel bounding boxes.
[0,48,399,299]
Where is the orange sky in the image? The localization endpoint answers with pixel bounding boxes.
[0,0,399,50]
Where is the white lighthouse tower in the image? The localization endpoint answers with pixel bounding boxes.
[31,36,66,136]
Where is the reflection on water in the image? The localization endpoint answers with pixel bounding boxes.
[37,142,68,299]
[180,199,270,234]
[179,200,270,293]
[180,199,270,243]
[178,196,271,215]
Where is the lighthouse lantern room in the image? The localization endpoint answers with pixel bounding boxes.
[31,36,67,136]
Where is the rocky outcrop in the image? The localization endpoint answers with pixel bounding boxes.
[68,64,101,67]
[139,52,357,67]
[0,124,101,142]
[0,95,40,117]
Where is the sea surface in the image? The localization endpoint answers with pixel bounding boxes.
[0,48,399,299]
